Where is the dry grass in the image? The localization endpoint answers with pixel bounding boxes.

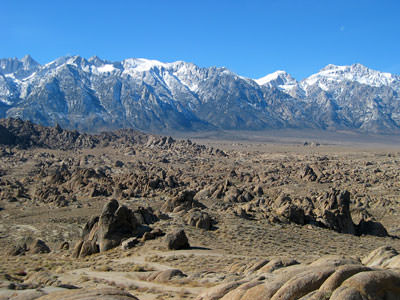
[1,138,400,299]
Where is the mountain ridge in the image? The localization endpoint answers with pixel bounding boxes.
[1,55,400,134]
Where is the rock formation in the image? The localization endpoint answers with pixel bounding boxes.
[165,229,190,250]
[73,199,159,257]
[196,246,400,300]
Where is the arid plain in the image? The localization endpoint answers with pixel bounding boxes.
[1,119,400,300]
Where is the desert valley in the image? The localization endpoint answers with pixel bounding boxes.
[0,119,400,299]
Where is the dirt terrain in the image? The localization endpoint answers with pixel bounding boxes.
[1,119,400,299]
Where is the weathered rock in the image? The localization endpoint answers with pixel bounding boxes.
[8,238,50,256]
[121,237,139,250]
[8,245,27,256]
[270,266,336,300]
[316,265,371,297]
[35,287,139,300]
[253,185,263,196]
[29,239,51,254]
[72,240,84,258]
[330,270,400,300]
[257,258,300,273]
[361,245,399,267]
[97,200,137,251]
[162,190,205,213]
[315,189,356,234]
[24,271,60,287]
[133,206,159,225]
[59,241,69,250]
[146,269,187,282]
[246,190,380,236]
[74,199,159,257]
[79,240,99,258]
[82,216,99,238]
[302,165,318,182]
[197,247,400,300]
[220,281,264,300]
[141,231,155,242]
[273,195,306,225]
[150,228,165,237]
[356,218,388,237]
[184,209,213,230]
[195,280,249,300]
[165,229,190,250]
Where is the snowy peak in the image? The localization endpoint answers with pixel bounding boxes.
[1,54,400,133]
[302,63,400,91]
[122,58,169,72]
[255,70,297,86]
[0,55,40,76]
[255,70,299,95]
[20,55,40,70]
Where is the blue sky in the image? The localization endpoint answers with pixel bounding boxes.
[2,0,400,79]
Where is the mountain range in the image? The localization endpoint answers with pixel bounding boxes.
[1,55,400,133]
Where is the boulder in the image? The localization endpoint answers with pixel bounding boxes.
[269,266,336,300]
[361,245,399,268]
[315,189,356,234]
[121,237,139,250]
[257,258,299,273]
[165,229,190,250]
[146,269,187,282]
[237,189,388,237]
[72,240,84,258]
[318,265,371,294]
[59,241,70,250]
[162,190,205,213]
[30,239,51,254]
[273,195,306,225]
[356,218,388,237]
[8,238,51,256]
[220,281,264,300]
[184,209,213,230]
[302,165,318,182]
[133,206,159,225]
[79,240,99,258]
[330,270,400,300]
[196,247,400,300]
[97,200,138,251]
[74,199,159,257]
[195,280,249,300]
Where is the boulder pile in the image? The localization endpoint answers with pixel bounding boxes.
[73,199,159,257]
[234,189,389,237]
[196,246,400,300]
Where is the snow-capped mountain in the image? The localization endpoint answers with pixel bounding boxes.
[255,71,306,99]
[255,71,298,93]
[301,63,400,93]
[0,55,399,133]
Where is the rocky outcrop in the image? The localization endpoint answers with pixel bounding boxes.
[145,269,187,283]
[73,199,159,257]
[301,165,318,182]
[162,190,205,213]
[361,245,400,268]
[357,218,389,237]
[165,229,190,250]
[234,189,389,237]
[184,208,213,230]
[315,189,356,234]
[0,118,100,150]
[196,247,400,300]
[8,237,51,256]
